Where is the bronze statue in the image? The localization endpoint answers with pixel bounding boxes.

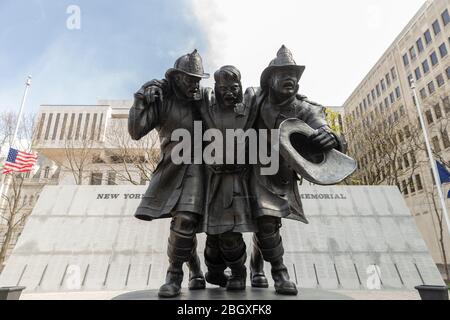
[197,66,258,291]
[129,46,352,298]
[246,45,346,295]
[128,50,209,298]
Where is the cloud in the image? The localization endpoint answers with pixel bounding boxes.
[189,0,426,105]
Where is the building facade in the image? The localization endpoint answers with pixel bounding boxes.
[343,0,450,267]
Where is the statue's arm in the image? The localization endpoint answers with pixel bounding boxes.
[298,100,347,152]
[128,82,162,140]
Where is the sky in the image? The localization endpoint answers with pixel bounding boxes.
[0,0,427,113]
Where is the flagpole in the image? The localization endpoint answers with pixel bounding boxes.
[410,78,450,240]
[0,75,32,214]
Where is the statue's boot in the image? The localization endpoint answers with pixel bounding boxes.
[159,212,199,298]
[187,246,206,290]
[224,254,247,291]
[255,216,298,295]
[204,234,228,287]
[221,232,247,291]
[271,259,298,295]
[158,261,184,298]
[250,240,269,288]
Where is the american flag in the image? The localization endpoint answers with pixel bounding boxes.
[2,148,38,174]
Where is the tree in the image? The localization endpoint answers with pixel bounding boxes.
[343,112,422,190]
[0,112,37,271]
[103,119,160,185]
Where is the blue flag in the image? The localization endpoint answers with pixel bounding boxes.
[436,161,450,184]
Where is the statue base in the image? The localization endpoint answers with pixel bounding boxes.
[112,287,353,300]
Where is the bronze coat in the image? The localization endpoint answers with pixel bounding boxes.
[128,84,209,220]
[246,87,343,224]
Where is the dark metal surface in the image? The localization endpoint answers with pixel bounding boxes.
[112,287,353,300]
[279,118,357,185]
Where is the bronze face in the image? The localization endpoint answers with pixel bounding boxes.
[216,80,242,108]
[174,73,202,100]
[269,68,300,101]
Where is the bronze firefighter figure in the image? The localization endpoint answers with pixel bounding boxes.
[128,50,209,298]
[246,45,348,295]
[128,46,354,298]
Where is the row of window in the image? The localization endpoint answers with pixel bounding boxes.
[399,174,424,196]
[355,67,398,116]
[36,112,104,142]
[424,97,450,125]
[408,42,448,85]
[89,171,148,186]
[431,130,450,153]
[418,70,450,100]
[353,85,401,120]
[403,8,450,67]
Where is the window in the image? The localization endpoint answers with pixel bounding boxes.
[402,180,408,195]
[367,94,371,105]
[391,67,397,80]
[384,97,389,108]
[415,174,423,191]
[36,113,46,140]
[428,81,436,94]
[403,154,410,168]
[430,51,438,66]
[420,88,427,99]
[415,67,422,80]
[442,130,450,149]
[68,114,75,140]
[416,38,424,53]
[91,113,97,140]
[410,152,417,165]
[409,177,416,193]
[439,43,448,58]
[90,172,103,185]
[52,113,60,141]
[75,113,82,140]
[397,157,403,170]
[424,29,432,45]
[447,67,450,80]
[432,136,441,152]
[436,74,445,87]
[386,73,391,86]
[399,105,405,116]
[107,171,116,185]
[398,131,404,143]
[433,20,441,35]
[371,89,376,100]
[443,9,450,26]
[407,74,414,86]
[394,110,399,122]
[426,110,434,124]
[403,53,409,66]
[422,59,430,74]
[404,125,411,138]
[409,46,417,60]
[82,113,90,140]
[443,96,450,113]
[381,79,386,91]
[44,167,50,179]
[60,113,68,140]
[434,103,442,119]
[376,84,381,97]
[395,86,401,99]
[390,92,395,104]
[44,113,53,140]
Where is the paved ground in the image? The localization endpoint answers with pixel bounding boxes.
[19,288,422,300]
